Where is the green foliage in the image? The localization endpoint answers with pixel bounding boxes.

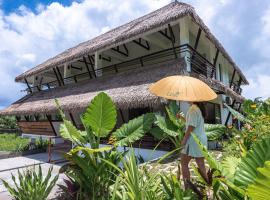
[160,174,196,200]
[0,134,29,152]
[247,161,270,200]
[234,137,270,188]
[0,116,18,129]
[62,146,125,200]
[2,165,58,200]
[57,92,155,199]
[109,149,196,200]
[83,92,117,137]
[112,113,155,146]
[204,124,226,141]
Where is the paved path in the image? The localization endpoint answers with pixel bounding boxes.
[0,153,67,200]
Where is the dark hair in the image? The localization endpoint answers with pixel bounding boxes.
[193,102,206,119]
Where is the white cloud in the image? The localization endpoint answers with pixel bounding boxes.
[1,0,270,110]
[242,74,270,100]
[0,0,171,108]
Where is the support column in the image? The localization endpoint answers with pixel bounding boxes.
[179,17,191,72]
[63,63,72,84]
[95,52,103,77]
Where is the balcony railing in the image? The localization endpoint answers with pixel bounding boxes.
[24,44,217,93]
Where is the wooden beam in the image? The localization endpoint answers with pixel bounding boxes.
[229,69,236,88]
[70,64,82,71]
[194,28,202,50]
[53,68,61,86]
[158,28,173,41]
[46,114,57,136]
[119,109,125,123]
[133,38,150,50]
[87,55,97,78]
[211,49,219,78]
[56,67,65,86]
[168,24,177,59]
[24,78,32,93]
[99,54,111,62]
[82,56,93,79]
[69,113,77,128]
[225,100,236,126]
[111,45,129,57]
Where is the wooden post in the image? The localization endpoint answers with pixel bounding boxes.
[46,114,57,136]
[24,78,32,93]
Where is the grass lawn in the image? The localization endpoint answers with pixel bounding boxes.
[0,133,30,152]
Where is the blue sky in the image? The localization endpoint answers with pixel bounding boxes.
[0,0,270,110]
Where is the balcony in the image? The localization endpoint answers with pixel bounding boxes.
[24,44,216,93]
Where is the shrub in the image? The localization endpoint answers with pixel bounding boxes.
[2,165,58,200]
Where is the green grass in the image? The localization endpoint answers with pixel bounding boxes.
[0,134,30,152]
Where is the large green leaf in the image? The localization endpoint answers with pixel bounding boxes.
[154,114,179,137]
[221,156,241,181]
[224,103,250,123]
[82,92,117,137]
[247,161,270,200]
[59,119,87,146]
[205,124,226,141]
[112,113,155,146]
[234,137,270,188]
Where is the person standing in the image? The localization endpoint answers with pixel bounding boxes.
[177,102,208,189]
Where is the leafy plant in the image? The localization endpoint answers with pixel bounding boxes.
[1,165,58,200]
[150,101,226,149]
[56,92,155,199]
[193,133,270,199]
[246,161,270,200]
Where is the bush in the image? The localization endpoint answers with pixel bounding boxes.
[2,165,58,200]
[0,116,18,129]
[0,134,29,152]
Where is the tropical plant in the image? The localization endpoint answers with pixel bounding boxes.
[107,149,196,200]
[0,116,18,129]
[150,101,227,149]
[56,92,155,199]
[193,133,270,199]
[160,173,196,200]
[224,98,270,152]
[1,165,58,200]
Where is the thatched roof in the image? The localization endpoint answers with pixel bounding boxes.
[1,59,245,116]
[15,1,248,84]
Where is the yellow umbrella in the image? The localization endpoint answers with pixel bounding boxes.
[149,75,217,102]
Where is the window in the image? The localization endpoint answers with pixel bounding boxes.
[204,102,221,124]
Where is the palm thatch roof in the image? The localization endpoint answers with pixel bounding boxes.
[1,58,244,116]
[15,1,248,84]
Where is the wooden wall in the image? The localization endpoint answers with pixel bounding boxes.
[18,121,55,136]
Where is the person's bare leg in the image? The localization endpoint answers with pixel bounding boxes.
[195,157,208,183]
[181,153,192,189]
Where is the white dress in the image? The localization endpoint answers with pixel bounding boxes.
[181,104,207,157]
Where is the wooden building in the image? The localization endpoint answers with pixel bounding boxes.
[0,2,248,148]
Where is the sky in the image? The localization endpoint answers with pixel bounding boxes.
[0,0,270,110]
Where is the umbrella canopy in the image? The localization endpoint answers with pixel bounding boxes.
[149,75,217,102]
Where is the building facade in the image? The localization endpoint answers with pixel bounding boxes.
[0,2,248,148]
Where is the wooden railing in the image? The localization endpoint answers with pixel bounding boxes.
[25,44,216,92]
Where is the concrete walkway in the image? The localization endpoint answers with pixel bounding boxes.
[0,153,67,200]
